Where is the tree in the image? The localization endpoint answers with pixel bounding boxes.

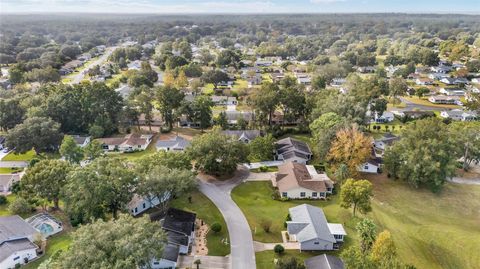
[5,117,63,154]
[9,64,25,84]
[8,197,32,215]
[312,75,326,90]
[25,66,60,83]
[334,163,350,184]
[356,218,377,253]
[211,222,222,233]
[215,111,228,130]
[370,98,388,118]
[201,70,229,89]
[449,122,480,171]
[371,230,397,266]
[135,151,192,174]
[341,246,375,269]
[63,158,136,223]
[21,160,72,209]
[140,61,158,84]
[53,215,166,269]
[155,86,184,129]
[415,87,430,98]
[175,70,188,89]
[384,118,457,192]
[0,98,25,131]
[60,136,83,164]
[190,95,214,132]
[274,244,285,255]
[248,134,274,162]
[327,125,372,176]
[188,127,249,176]
[310,112,347,161]
[248,82,280,126]
[275,257,306,269]
[389,77,408,99]
[340,179,373,217]
[194,259,202,269]
[83,140,104,160]
[136,165,196,214]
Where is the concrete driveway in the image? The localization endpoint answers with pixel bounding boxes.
[198,167,256,269]
[177,255,230,269]
[0,150,10,161]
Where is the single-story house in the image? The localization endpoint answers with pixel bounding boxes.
[128,194,162,216]
[247,74,262,87]
[115,85,134,99]
[275,162,334,199]
[225,111,254,125]
[440,109,477,121]
[415,78,434,86]
[127,60,142,70]
[358,158,382,174]
[156,135,190,152]
[373,133,399,151]
[71,135,91,148]
[471,78,480,84]
[428,72,450,80]
[286,204,346,251]
[150,244,179,269]
[98,133,153,152]
[304,254,345,269]
[223,130,261,143]
[357,66,376,73]
[441,77,469,85]
[372,111,394,123]
[330,78,346,87]
[160,208,196,255]
[0,216,41,269]
[211,96,237,106]
[428,95,460,105]
[275,137,312,164]
[439,87,466,96]
[0,174,21,195]
[431,65,452,74]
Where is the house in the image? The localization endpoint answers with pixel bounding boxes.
[0,216,41,269]
[115,85,134,99]
[71,135,91,148]
[415,78,434,86]
[150,244,180,269]
[428,73,449,80]
[286,204,346,251]
[431,65,452,74]
[297,76,312,86]
[275,162,334,199]
[439,87,466,96]
[330,78,346,87]
[357,66,376,73]
[98,133,153,152]
[441,77,469,85]
[225,111,254,125]
[358,158,382,174]
[159,208,196,255]
[304,254,345,269]
[428,95,460,105]
[471,78,480,84]
[440,109,477,121]
[210,96,237,106]
[128,194,162,216]
[374,133,400,151]
[127,60,142,70]
[223,130,261,143]
[373,111,394,123]
[0,174,21,195]
[247,74,263,87]
[255,60,273,67]
[275,137,312,164]
[156,135,190,152]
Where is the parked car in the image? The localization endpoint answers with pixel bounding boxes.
[2,148,9,153]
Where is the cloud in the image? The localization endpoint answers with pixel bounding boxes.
[310,0,346,3]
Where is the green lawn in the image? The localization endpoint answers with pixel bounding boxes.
[256,250,325,269]
[367,174,480,269]
[402,96,461,109]
[0,167,23,173]
[171,190,230,256]
[2,150,36,161]
[24,232,72,269]
[231,181,358,246]
[0,195,17,216]
[232,79,248,89]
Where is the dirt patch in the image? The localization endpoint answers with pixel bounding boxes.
[195,219,209,255]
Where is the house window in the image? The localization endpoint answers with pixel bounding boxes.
[312,192,317,197]
[327,187,332,192]
[314,242,319,245]
[142,203,146,209]
[300,192,306,197]
[282,192,288,197]
[153,261,159,265]
[364,165,369,169]
[320,192,325,197]
[134,208,138,213]
[14,256,20,261]
[334,234,343,240]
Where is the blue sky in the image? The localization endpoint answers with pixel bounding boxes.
[1,0,479,14]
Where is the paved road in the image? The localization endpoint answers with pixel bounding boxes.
[178,255,230,269]
[0,161,28,168]
[69,46,118,84]
[198,168,256,269]
[395,97,449,112]
[448,177,480,185]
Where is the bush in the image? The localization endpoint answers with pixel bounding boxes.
[259,166,268,172]
[8,197,32,215]
[211,222,222,233]
[274,244,285,255]
[261,219,272,233]
[0,195,7,205]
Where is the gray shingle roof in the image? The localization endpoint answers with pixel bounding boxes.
[304,254,345,269]
[0,238,38,261]
[156,136,190,150]
[0,216,38,244]
[287,204,336,243]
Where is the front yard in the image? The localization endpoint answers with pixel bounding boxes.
[171,190,230,256]
[2,150,36,161]
[256,250,324,269]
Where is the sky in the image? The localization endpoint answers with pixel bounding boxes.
[1,0,479,14]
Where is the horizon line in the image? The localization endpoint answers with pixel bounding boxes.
[1,11,480,15]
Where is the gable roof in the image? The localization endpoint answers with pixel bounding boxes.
[276,162,332,194]
[287,204,336,243]
[161,244,180,262]
[156,135,190,150]
[304,254,345,269]
[161,208,196,237]
[71,135,90,145]
[0,238,38,262]
[276,137,312,157]
[223,130,261,141]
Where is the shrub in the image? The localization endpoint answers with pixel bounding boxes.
[8,197,32,215]
[259,166,268,172]
[274,244,285,255]
[0,195,7,205]
[211,222,222,233]
[261,219,272,233]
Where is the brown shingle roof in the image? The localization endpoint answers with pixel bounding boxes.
[276,162,330,193]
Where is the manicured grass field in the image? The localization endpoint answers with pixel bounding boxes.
[231,181,358,246]
[402,96,461,109]
[367,174,480,269]
[2,150,36,161]
[256,250,325,269]
[171,190,230,256]
[0,167,23,173]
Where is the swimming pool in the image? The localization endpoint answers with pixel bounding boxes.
[26,213,63,238]
[38,223,54,236]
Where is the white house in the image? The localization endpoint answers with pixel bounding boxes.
[156,135,190,152]
[0,216,41,269]
[223,130,261,144]
[71,135,91,148]
[439,88,466,96]
[358,159,382,174]
[150,245,179,269]
[286,204,346,251]
[275,137,312,164]
[98,133,153,152]
[415,78,434,86]
[128,194,162,216]
[373,111,394,123]
[440,109,477,121]
[274,162,334,200]
[0,174,21,195]
[210,96,237,106]
[428,95,460,105]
